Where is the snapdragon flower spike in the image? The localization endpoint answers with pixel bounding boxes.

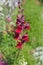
[15,0,30,49]
[16,42,22,49]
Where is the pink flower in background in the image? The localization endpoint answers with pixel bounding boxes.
[6,16,12,22]
[0,61,7,65]
[0,61,2,65]
[0,54,3,59]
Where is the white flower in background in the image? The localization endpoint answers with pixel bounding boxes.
[33,46,43,65]
[9,2,12,7]
[36,47,43,51]
[0,0,5,5]
[15,2,18,7]
[0,7,3,11]
[0,13,4,16]
[4,0,15,9]
[33,52,39,57]
[5,0,12,7]
[40,55,43,60]
[36,62,41,65]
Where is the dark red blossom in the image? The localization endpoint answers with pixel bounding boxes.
[17,25,22,30]
[14,32,19,40]
[15,25,22,34]
[15,29,21,34]
[16,42,22,49]
[22,33,29,43]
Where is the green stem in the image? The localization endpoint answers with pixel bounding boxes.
[16,49,21,59]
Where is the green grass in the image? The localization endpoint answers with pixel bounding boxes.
[23,0,43,48]
[21,0,43,65]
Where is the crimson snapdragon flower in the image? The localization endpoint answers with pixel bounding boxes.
[16,42,22,49]
[15,25,22,34]
[22,33,29,43]
[14,32,19,40]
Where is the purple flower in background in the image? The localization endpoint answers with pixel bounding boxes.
[0,61,2,65]
[3,62,8,65]
[0,61,8,65]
